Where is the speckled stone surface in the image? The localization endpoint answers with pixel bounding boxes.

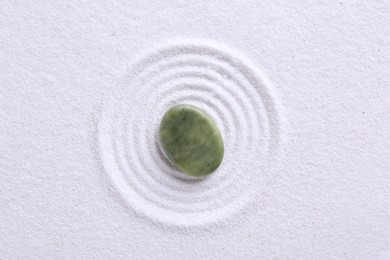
[159,104,224,177]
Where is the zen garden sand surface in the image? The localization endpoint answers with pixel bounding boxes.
[2,2,390,259]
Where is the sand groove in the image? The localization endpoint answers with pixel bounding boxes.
[98,40,282,226]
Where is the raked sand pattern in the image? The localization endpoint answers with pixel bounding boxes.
[98,40,282,226]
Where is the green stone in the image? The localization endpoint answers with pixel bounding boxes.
[159,104,224,177]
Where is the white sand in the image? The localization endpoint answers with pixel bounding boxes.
[98,40,282,226]
[1,1,390,259]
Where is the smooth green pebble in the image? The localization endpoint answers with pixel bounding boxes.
[159,104,224,177]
